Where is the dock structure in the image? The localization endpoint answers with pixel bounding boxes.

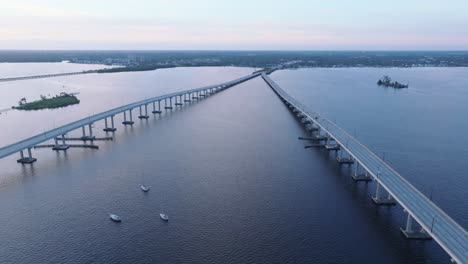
[0,72,260,165]
[261,73,467,264]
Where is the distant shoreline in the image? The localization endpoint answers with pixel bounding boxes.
[2,64,468,83]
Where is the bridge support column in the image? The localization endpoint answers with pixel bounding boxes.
[337,150,354,165]
[372,182,397,205]
[123,109,135,125]
[53,134,69,151]
[184,93,191,102]
[17,148,37,164]
[175,95,183,106]
[104,116,117,132]
[138,105,149,119]
[400,213,432,239]
[81,124,96,141]
[352,162,373,182]
[164,98,173,110]
[152,101,162,114]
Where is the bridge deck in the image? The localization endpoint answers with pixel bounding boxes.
[0,73,259,160]
[261,73,467,264]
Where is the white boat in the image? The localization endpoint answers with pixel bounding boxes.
[110,214,122,222]
[160,213,169,221]
[140,185,150,192]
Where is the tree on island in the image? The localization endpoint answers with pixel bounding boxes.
[18,97,27,106]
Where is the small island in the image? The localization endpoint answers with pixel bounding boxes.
[377,76,409,89]
[13,92,80,110]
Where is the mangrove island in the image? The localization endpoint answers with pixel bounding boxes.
[377,76,409,89]
[13,92,80,110]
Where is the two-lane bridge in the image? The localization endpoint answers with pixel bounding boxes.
[261,73,467,264]
[0,72,260,162]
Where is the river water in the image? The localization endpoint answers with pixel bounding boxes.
[0,64,466,263]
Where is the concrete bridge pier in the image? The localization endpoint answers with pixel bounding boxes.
[192,92,199,100]
[325,138,341,151]
[122,109,135,125]
[400,213,432,239]
[372,182,397,205]
[337,149,354,165]
[175,95,183,106]
[138,105,149,119]
[352,162,373,182]
[152,101,162,114]
[103,116,117,132]
[17,148,37,164]
[184,93,191,102]
[53,134,69,151]
[81,124,96,140]
[164,98,173,110]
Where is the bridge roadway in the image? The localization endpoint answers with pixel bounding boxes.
[0,71,92,82]
[261,73,467,263]
[0,72,260,161]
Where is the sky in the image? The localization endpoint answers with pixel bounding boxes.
[0,0,467,50]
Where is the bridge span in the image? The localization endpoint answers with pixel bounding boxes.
[261,73,467,264]
[0,72,260,163]
[0,71,93,82]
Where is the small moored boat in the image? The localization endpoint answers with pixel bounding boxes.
[110,214,122,222]
[160,213,169,221]
[140,185,150,192]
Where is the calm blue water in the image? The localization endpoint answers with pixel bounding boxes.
[0,66,466,263]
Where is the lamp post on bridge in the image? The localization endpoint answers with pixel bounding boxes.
[431,216,437,233]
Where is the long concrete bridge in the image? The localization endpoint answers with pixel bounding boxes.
[0,71,95,82]
[0,71,466,263]
[0,72,259,163]
[261,73,467,264]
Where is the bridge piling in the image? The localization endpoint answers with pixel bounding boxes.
[152,101,162,114]
[184,93,191,102]
[122,109,135,125]
[103,116,117,132]
[175,95,183,106]
[81,124,96,141]
[352,162,373,181]
[17,148,37,164]
[400,213,432,239]
[337,149,354,165]
[138,105,149,119]
[53,134,69,151]
[372,182,397,205]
